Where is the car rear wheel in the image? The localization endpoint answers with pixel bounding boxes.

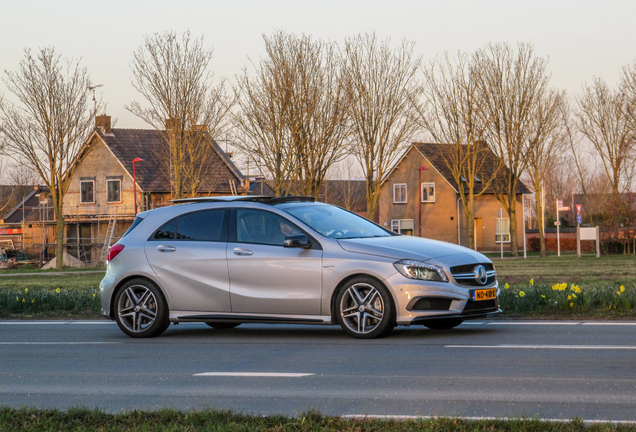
[422,319,463,330]
[335,277,395,339]
[205,322,241,329]
[114,278,169,338]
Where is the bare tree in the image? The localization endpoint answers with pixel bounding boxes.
[233,31,349,198]
[343,32,422,221]
[0,47,95,269]
[621,61,636,135]
[562,101,596,224]
[525,89,567,256]
[127,30,232,199]
[576,76,635,198]
[475,43,552,256]
[417,51,500,249]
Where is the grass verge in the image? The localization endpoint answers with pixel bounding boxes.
[1,407,634,432]
[1,257,635,320]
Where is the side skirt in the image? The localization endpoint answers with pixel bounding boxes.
[171,311,333,325]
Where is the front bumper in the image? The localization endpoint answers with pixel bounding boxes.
[385,272,500,325]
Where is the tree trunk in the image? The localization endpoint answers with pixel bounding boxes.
[54,197,64,271]
[461,191,476,250]
[508,192,519,257]
[535,188,547,257]
[365,177,378,222]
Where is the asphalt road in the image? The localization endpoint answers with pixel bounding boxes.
[1,320,635,421]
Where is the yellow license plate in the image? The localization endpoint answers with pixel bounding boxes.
[473,288,497,301]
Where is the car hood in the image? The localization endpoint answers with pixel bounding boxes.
[337,235,487,263]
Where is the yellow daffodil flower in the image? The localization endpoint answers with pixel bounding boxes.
[24,288,28,293]
[519,291,526,297]
[572,294,577,299]
[541,295,546,298]
[504,283,509,289]
[570,302,574,307]
[22,298,25,303]
[617,291,621,296]
[620,285,625,293]
[570,284,581,294]
[567,295,572,300]
[529,279,534,285]
[16,297,19,301]
[31,299,34,303]
[55,288,60,294]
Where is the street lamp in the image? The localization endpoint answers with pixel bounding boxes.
[132,158,144,215]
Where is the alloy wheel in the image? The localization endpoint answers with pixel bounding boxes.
[117,284,158,333]
[339,283,385,335]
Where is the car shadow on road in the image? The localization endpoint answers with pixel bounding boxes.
[151,322,497,343]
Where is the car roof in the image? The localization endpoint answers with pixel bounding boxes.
[170,195,316,205]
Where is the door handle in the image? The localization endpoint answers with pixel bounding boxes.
[157,245,176,253]
[233,247,253,256]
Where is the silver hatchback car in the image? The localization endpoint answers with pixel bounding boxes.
[101,196,500,339]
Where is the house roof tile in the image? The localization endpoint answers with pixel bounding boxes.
[95,128,245,194]
[413,143,531,195]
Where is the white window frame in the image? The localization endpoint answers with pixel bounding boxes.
[393,183,407,204]
[106,179,122,203]
[391,219,414,236]
[421,182,435,203]
[495,217,511,243]
[80,180,95,204]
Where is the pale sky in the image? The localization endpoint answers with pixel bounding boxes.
[1,0,635,176]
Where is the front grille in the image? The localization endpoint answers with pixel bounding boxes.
[462,298,498,315]
[451,263,496,286]
[411,297,453,311]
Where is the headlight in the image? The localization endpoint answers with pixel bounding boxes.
[393,259,448,282]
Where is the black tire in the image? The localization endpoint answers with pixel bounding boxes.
[422,319,463,330]
[335,276,395,339]
[114,278,170,338]
[205,322,241,329]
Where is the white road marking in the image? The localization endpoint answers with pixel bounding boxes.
[69,321,115,325]
[0,321,114,325]
[486,321,580,325]
[0,342,119,345]
[342,415,636,424]
[582,322,636,326]
[446,344,636,349]
[194,372,314,377]
[0,322,70,325]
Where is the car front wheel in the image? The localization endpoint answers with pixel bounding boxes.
[114,278,169,338]
[335,277,395,339]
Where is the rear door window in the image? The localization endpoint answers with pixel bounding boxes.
[175,209,227,241]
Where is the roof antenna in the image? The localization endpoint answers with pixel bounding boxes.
[88,84,103,114]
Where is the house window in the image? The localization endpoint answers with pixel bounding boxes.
[421,182,435,203]
[495,218,511,243]
[80,180,94,204]
[107,179,121,203]
[391,219,414,236]
[393,184,407,203]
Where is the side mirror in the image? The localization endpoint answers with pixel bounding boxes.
[283,234,311,249]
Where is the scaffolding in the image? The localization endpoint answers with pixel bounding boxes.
[3,203,141,268]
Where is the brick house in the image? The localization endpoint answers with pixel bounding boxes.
[378,143,530,252]
[61,115,246,263]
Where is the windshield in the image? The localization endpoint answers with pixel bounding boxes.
[278,203,392,239]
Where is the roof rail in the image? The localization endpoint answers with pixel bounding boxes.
[170,195,316,205]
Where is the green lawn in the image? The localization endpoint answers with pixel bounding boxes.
[493,254,636,285]
[1,407,632,432]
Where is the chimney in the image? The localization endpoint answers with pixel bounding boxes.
[165,118,183,131]
[96,115,111,134]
